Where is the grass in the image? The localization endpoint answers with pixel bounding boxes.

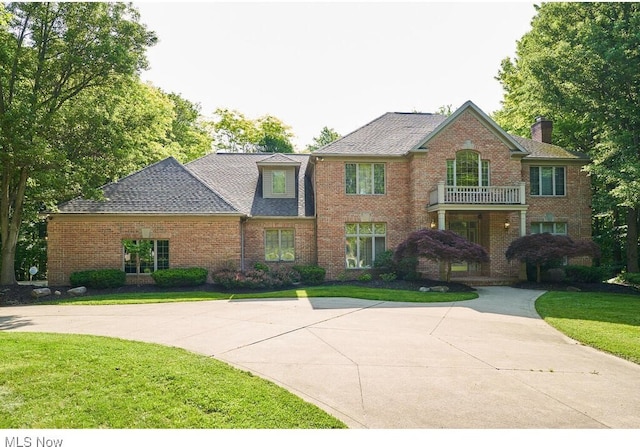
[535,291,640,365]
[0,332,347,429]
[47,285,478,305]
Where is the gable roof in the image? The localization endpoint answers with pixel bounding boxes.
[186,153,314,217]
[57,157,239,214]
[511,135,589,161]
[314,112,447,156]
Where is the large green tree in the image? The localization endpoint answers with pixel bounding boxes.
[0,2,156,285]
[305,126,341,152]
[211,108,295,153]
[495,2,640,272]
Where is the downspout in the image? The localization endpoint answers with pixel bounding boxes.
[240,216,247,272]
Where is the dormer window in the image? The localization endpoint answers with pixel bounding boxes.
[272,170,286,195]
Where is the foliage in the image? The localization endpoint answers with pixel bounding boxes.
[292,264,326,285]
[619,272,640,286]
[0,2,157,285]
[494,2,640,272]
[357,272,372,282]
[151,267,208,288]
[506,233,601,282]
[394,229,489,282]
[210,108,294,153]
[69,269,126,289]
[563,265,608,284]
[374,249,419,280]
[379,272,397,282]
[212,266,301,290]
[305,126,341,152]
[0,332,346,428]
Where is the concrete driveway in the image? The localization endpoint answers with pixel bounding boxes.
[1,286,640,428]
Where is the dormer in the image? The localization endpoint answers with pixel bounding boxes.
[256,153,301,199]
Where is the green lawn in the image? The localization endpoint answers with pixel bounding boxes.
[535,291,640,365]
[0,332,346,429]
[48,285,478,305]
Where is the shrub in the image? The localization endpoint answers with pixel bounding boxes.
[70,269,126,289]
[151,268,208,288]
[292,265,326,285]
[396,256,419,280]
[358,272,372,282]
[564,265,606,283]
[379,272,397,282]
[211,266,300,290]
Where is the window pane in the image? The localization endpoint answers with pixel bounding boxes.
[446,160,454,186]
[123,240,137,273]
[530,167,540,195]
[554,167,565,195]
[481,160,490,186]
[541,222,554,233]
[265,230,279,261]
[345,237,357,268]
[374,237,386,259]
[345,223,357,235]
[156,240,169,270]
[456,151,479,186]
[540,167,554,195]
[280,230,295,261]
[374,223,386,235]
[359,237,373,268]
[374,164,385,194]
[358,164,373,194]
[272,171,286,194]
[359,223,373,234]
[345,164,356,194]
[555,222,567,234]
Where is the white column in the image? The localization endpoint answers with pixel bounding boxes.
[437,181,445,204]
[520,210,527,236]
[438,210,446,230]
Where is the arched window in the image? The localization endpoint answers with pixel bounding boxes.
[446,150,489,187]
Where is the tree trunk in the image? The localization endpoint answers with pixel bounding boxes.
[0,167,29,285]
[626,206,639,273]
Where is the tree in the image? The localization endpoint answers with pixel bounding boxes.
[505,233,601,283]
[210,108,294,153]
[306,126,341,152]
[0,2,156,285]
[494,2,640,272]
[393,229,489,282]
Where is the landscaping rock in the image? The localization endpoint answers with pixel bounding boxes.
[54,291,62,296]
[68,286,87,297]
[419,287,429,292]
[31,288,51,298]
[429,286,449,292]
[566,286,581,292]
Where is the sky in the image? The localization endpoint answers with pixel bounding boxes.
[134,1,537,151]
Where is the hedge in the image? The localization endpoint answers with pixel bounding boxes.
[151,268,208,288]
[69,269,126,289]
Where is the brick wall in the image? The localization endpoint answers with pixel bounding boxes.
[243,218,316,269]
[47,215,242,285]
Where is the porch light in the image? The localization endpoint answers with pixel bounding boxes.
[504,219,510,231]
[430,220,437,229]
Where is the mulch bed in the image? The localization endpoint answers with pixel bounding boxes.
[1,278,638,307]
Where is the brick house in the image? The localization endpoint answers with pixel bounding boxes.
[46,101,592,285]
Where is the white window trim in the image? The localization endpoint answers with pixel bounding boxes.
[530,166,566,196]
[265,229,295,262]
[123,239,169,274]
[346,163,386,195]
[345,223,386,269]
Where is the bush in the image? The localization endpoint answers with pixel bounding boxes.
[292,265,326,285]
[358,272,372,282]
[564,265,606,283]
[396,256,419,280]
[151,268,208,288]
[70,269,126,289]
[211,265,300,290]
[379,272,397,282]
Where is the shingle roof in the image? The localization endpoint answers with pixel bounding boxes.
[315,112,447,156]
[57,157,239,214]
[186,153,313,217]
[511,135,590,161]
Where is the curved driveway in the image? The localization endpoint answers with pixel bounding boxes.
[1,286,640,428]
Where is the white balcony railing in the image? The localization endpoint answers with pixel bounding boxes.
[430,182,526,205]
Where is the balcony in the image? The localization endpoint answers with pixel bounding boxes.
[429,181,526,206]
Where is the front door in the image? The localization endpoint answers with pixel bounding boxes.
[449,220,480,274]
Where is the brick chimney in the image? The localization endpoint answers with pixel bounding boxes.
[531,116,553,144]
